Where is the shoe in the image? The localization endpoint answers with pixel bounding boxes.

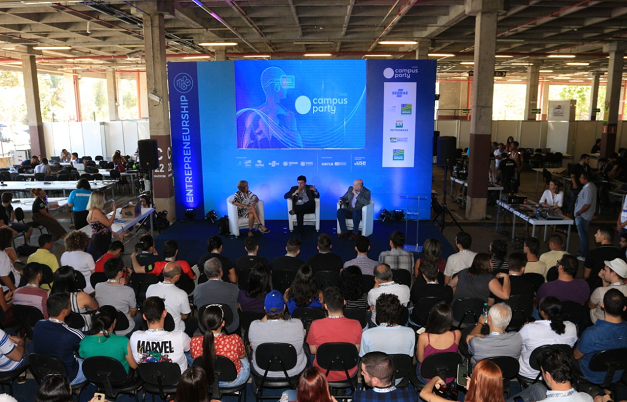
[338,232,349,238]
[349,234,357,240]
[289,210,296,215]
[259,225,270,234]
[577,256,585,262]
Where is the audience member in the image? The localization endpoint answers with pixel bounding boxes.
[620,232,627,260]
[198,236,236,283]
[568,154,591,216]
[344,236,379,275]
[60,149,71,162]
[0,228,18,292]
[66,179,91,230]
[523,237,548,278]
[497,253,534,302]
[354,352,418,402]
[34,158,53,175]
[94,241,124,273]
[574,171,596,261]
[33,292,86,385]
[31,188,67,242]
[237,262,270,313]
[150,240,195,279]
[467,303,523,367]
[34,374,72,402]
[78,305,137,373]
[368,263,410,325]
[173,366,210,402]
[518,297,577,380]
[414,238,446,282]
[248,290,306,378]
[13,262,48,318]
[449,253,510,305]
[146,261,196,337]
[490,239,509,273]
[536,255,590,305]
[361,293,414,358]
[307,233,343,273]
[588,258,627,324]
[416,300,461,384]
[284,264,323,315]
[0,192,33,245]
[51,266,98,332]
[339,266,369,310]
[27,234,59,289]
[378,231,414,274]
[85,191,115,258]
[280,367,338,402]
[271,238,305,274]
[444,232,476,284]
[235,236,270,277]
[584,226,625,291]
[60,230,95,293]
[193,258,239,334]
[130,296,191,372]
[409,260,453,317]
[420,359,503,402]
[130,235,161,273]
[0,327,25,374]
[540,235,569,272]
[94,257,138,336]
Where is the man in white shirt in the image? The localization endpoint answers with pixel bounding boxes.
[146,262,196,337]
[588,258,627,324]
[444,232,477,284]
[33,158,53,176]
[130,296,191,373]
[523,237,548,278]
[539,235,569,273]
[367,263,410,326]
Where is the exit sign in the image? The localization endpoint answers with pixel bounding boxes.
[531,108,541,114]
[462,109,471,114]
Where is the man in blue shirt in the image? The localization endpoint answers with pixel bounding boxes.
[574,288,627,392]
[353,352,418,402]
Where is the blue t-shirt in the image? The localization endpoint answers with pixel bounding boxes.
[286,294,322,315]
[578,320,627,384]
[33,320,85,381]
[67,189,91,212]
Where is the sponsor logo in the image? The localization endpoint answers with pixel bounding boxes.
[393,149,405,160]
[392,89,408,98]
[244,160,252,167]
[354,160,366,166]
[390,137,408,142]
[269,161,279,167]
[321,162,333,166]
[255,160,264,167]
[334,162,347,166]
[395,120,403,128]
[283,161,288,166]
[401,104,412,115]
[173,73,193,93]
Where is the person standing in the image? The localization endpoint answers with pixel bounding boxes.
[284,175,319,235]
[337,179,371,240]
[568,154,590,216]
[574,171,596,261]
[86,191,115,259]
[67,179,91,230]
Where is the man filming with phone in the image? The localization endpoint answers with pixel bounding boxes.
[284,175,319,236]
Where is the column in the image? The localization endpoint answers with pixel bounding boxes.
[524,63,540,120]
[541,81,550,120]
[588,72,602,121]
[63,73,80,122]
[214,47,226,61]
[601,42,625,157]
[106,68,119,121]
[143,0,175,218]
[21,52,46,156]
[465,0,505,220]
[138,72,149,118]
[415,39,429,60]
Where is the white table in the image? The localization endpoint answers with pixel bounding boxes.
[10,197,68,214]
[496,200,574,249]
[97,169,138,194]
[450,177,504,203]
[0,180,117,198]
[80,207,154,238]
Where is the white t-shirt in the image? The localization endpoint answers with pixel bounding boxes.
[589,284,627,323]
[130,329,191,373]
[0,251,19,292]
[539,190,564,207]
[494,149,502,168]
[367,281,410,324]
[444,250,477,278]
[60,251,95,293]
[525,261,548,278]
[146,282,191,332]
[518,320,578,379]
[539,250,569,272]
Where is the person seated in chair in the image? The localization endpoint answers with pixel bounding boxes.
[0,192,33,245]
[235,236,270,277]
[588,258,627,324]
[378,231,414,275]
[344,236,379,275]
[284,175,319,236]
[306,233,343,274]
[353,352,418,402]
[94,258,139,337]
[13,262,48,318]
[466,303,522,367]
[232,180,270,236]
[337,179,371,240]
[194,258,239,334]
[536,255,589,305]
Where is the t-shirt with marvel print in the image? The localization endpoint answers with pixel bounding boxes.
[190,333,245,374]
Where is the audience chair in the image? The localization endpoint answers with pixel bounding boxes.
[226,195,266,237]
[503,294,534,331]
[58,174,70,181]
[239,310,265,346]
[314,270,339,291]
[272,270,296,295]
[410,296,446,328]
[419,352,462,388]
[524,273,545,294]
[0,172,10,182]
[343,308,368,329]
[89,272,107,290]
[199,303,234,334]
[43,175,57,182]
[362,274,375,292]
[29,353,89,397]
[12,305,43,339]
[129,273,159,308]
[80,173,93,181]
[15,207,46,236]
[65,311,87,330]
[291,307,326,334]
[488,356,520,397]
[114,310,130,332]
[390,354,419,391]
[316,343,360,395]
[252,342,302,401]
[83,356,143,402]
[286,198,320,232]
[588,348,627,402]
[392,269,412,287]
[92,173,104,181]
[95,156,103,161]
[526,344,574,385]
[0,361,28,396]
[561,301,586,334]
[34,173,45,181]
[39,264,53,288]
[73,269,87,291]
[335,200,375,237]
[546,266,558,282]
[237,268,252,290]
[452,297,484,329]
[138,362,180,402]
[192,356,248,402]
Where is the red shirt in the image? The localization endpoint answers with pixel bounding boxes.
[190,333,245,373]
[95,253,115,273]
[149,260,194,279]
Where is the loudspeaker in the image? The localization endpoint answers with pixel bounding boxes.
[437,136,457,167]
[138,139,158,170]
[433,130,440,157]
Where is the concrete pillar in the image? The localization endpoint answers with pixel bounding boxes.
[465,0,505,220]
[143,1,175,218]
[588,72,602,121]
[21,53,46,156]
[541,82,550,120]
[415,40,429,60]
[214,47,226,61]
[524,63,540,120]
[600,42,626,157]
[106,68,119,121]
[63,73,80,122]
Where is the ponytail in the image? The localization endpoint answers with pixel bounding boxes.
[539,296,566,335]
[202,331,216,386]
[91,305,117,338]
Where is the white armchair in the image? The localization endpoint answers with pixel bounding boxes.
[287,198,320,232]
[336,200,375,237]
[226,195,265,237]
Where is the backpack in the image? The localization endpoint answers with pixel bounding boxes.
[155,210,169,231]
[218,216,229,236]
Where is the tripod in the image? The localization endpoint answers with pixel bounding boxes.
[432,165,463,232]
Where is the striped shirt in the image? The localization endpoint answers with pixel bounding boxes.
[378,249,414,274]
[0,330,22,372]
[344,254,379,276]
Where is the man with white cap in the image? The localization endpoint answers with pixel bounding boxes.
[588,258,627,324]
[248,290,306,378]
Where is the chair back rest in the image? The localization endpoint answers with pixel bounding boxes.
[29,353,68,382]
[90,272,108,289]
[130,273,160,305]
[529,344,573,371]
[411,296,445,325]
[546,266,558,282]
[589,348,627,388]
[362,275,375,292]
[65,311,87,329]
[58,174,70,181]
[314,270,340,291]
[316,343,359,376]
[488,356,520,379]
[523,273,545,293]
[80,173,93,180]
[115,310,130,332]
[272,270,296,295]
[343,308,368,328]
[14,207,24,222]
[191,356,238,383]
[34,173,45,181]
[503,294,534,319]
[392,269,412,287]
[73,269,86,291]
[561,301,585,327]
[199,303,234,331]
[237,268,252,290]
[254,343,298,372]
[239,310,265,334]
[44,175,57,181]
[39,263,53,286]
[452,297,485,325]
[138,362,181,388]
[420,352,462,380]
[83,356,131,396]
[389,354,413,382]
[109,169,120,179]
[12,304,44,329]
[93,174,104,180]
[291,307,326,330]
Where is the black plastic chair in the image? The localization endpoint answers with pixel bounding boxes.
[83,356,143,401]
[0,361,28,396]
[343,308,368,328]
[65,311,86,330]
[546,266,558,282]
[90,272,108,290]
[272,270,296,295]
[199,303,234,334]
[291,307,326,334]
[43,175,57,182]
[142,312,175,332]
[15,207,46,236]
[80,173,93,181]
[239,310,265,345]
[589,348,627,402]
[29,353,89,396]
[524,273,545,294]
[410,296,445,327]
[95,156,104,161]
[115,310,130,332]
[503,294,534,331]
[420,352,462,383]
[392,269,412,287]
[34,173,45,181]
[12,304,43,339]
[316,343,359,393]
[314,270,340,291]
[237,268,252,290]
[488,356,520,397]
[362,274,375,292]
[452,297,484,329]
[138,362,180,402]
[92,173,104,181]
[390,353,419,391]
[129,273,159,308]
[192,356,247,402]
[252,342,302,401]
[527,344,573,384]
[73,269,86,291]
[561,301,586,332]
[58,174,70,181]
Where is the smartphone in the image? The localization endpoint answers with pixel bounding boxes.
[94,393,105,401]
[513,397,524,402]
[456,364,468,387]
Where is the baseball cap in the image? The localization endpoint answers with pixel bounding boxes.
[604,258,627,278]
[264,290,284,313]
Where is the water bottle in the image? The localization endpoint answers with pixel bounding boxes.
[482,303,489,318]
[536,206,541,219]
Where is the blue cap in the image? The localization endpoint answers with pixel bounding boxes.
[264,290,284,313]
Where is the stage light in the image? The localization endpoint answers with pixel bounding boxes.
[199,42,238,46]
[566,62,589,66]
[33,46,72,50]
[379,40,418,45]
[185,208,196,221]
[304,53,332,57]
[548,54,576,58]
[428,53,454,57]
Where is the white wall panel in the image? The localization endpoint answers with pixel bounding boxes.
[51,123,71,158]
[137,120,150,140]
[68,122,84,156]
[82,122,104,158]
[122,121,139,155]
[105,121,124,157]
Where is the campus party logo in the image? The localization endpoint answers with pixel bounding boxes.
[392,89,408,98]
[173,73,193,93]
[295,95,348,115]
[383,67,419,80]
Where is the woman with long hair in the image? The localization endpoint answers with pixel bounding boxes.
[416,301,461,383]
[34,374,73,402]
[505,136,515,151]
[280,367,337,402]
[449,253,510,305]
[420,359,504,402]
[67,179,92,230]
[539,179,564,212]
[173,366,209,402]
[284,264,323,315]
[190,305,250,387]
[60,231,96,293]
[414,238,446,280]
[232,180,270,236]
[237,263,270,313]
[489,239,509,273]
[51,266,98,332]
[518,296,577,380]
[31,188,67,242]
[339,265,368,310]
[86,191,116,257]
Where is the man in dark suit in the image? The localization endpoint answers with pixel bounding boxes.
[284,175,319,235]
[337,179,371,240]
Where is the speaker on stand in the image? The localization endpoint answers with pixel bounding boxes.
[433,136,463,232]
[137,139,158,208]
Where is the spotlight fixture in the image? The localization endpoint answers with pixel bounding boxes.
[199,42,238,46]
[185,208,196,221]
[379,40,418,45]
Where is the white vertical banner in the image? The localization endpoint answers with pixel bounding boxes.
[382,82,417,167]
